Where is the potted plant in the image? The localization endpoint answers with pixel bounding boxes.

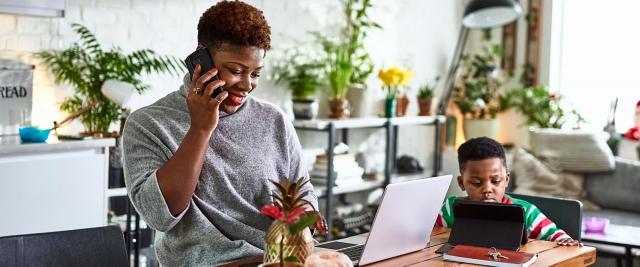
[503,85,585,129]
[271,48,324,120]
[453,43,508,139]
[315,0,381,119]
[261,177,320,265]
[378,66,413,118]
[417,76,440,116]
[345,0,381,118]
[37,23,183,136]
[315,37,353,119]
[395,86,410,117]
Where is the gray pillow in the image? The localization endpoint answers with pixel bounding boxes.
[585,158,640,213]
[529,128,615,173]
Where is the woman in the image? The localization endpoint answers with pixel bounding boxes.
[123,1,324,265]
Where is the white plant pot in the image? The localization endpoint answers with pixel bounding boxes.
[292,99,319,120]
[346,84,367,118]
[463,118,500,140]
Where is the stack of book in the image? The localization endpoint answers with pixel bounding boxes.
[310,153,364,187]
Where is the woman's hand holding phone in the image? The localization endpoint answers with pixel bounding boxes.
[187,64,228,133]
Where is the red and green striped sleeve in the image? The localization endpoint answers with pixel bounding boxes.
[435,195,458,227]
[508,196,571,241]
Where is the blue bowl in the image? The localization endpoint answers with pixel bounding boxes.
[19,126,52,143]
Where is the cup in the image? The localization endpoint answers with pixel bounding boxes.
[7,109,32,135]
[583,217,609,233]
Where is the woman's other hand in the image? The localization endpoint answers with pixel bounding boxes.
[187,64,228,133]
[306,210,329,235]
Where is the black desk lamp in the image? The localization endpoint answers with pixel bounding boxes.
[437,0,523,115]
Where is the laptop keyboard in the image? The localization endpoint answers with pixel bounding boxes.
[339,244,365,262]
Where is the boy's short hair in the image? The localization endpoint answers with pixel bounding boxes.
[197,1,272,51]
[457,137,507,172]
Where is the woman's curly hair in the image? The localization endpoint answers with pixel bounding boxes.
[197,1,271,51]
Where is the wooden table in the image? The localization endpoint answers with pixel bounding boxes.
[219,227,596,267]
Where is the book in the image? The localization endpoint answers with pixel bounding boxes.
[310,177,364,187]
[312,161,361,172]
[315,153,356,162]
[443,245,538,267]
[309,166,364,179]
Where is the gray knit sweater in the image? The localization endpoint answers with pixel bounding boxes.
[122,75,318,266]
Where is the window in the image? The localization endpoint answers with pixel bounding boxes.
[550,0,640,132]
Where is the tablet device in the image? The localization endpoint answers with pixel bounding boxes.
[447,199,526,251]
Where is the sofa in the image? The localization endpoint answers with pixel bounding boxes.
[583,157,640,227]
[508,143,640,267]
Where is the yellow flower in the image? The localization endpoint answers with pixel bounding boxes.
[378,66,413,87]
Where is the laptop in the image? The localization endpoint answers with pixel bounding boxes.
[315,175,452,266]
[436,199,527,254]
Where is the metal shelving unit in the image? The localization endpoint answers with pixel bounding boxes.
[293,115,444,240]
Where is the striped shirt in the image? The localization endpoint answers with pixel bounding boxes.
[435,195,572,241]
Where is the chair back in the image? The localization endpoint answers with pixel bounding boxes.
[0,225,128,267]
[508,193,583,241]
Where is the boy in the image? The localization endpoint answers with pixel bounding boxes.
[436,137,581,246]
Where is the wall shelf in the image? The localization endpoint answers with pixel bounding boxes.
[294,115,445,240]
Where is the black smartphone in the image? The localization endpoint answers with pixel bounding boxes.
[184,47,224,97]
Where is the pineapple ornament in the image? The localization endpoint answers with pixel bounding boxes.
[260,177,326,265]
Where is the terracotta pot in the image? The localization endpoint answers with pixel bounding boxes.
[263,221,314,264]
[328,98,350,119]
[258,263,304,267]
[418,98,433,116]
[395,95,409,117]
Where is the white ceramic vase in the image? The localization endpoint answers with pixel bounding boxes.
[463,118,500,140]
[346,84,367,118]
[291,99,319,120]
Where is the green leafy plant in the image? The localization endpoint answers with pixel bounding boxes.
[453,43,509,119]
[314,34,353,100]
[271,48,325,100]
[418,76,440,100]
[314,0,381,99]
[504,85,585,128]
[37,23,184,133]
[345,0,381,85]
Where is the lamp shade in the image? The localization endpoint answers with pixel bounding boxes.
[101,80,134,107]
[463,0,522,28]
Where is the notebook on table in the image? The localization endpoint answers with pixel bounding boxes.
[443,245,538,267]
[314,175,452,266]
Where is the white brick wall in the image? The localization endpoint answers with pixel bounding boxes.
[0,0,461,170]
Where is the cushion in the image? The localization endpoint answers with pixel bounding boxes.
[585,157,640,212]
[529,128,615,173]
[510,148,600,210]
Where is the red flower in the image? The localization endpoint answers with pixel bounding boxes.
[626,126,640,141]
[260,204,283,220]
[283,207,307,224]
[261,204,309,224]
